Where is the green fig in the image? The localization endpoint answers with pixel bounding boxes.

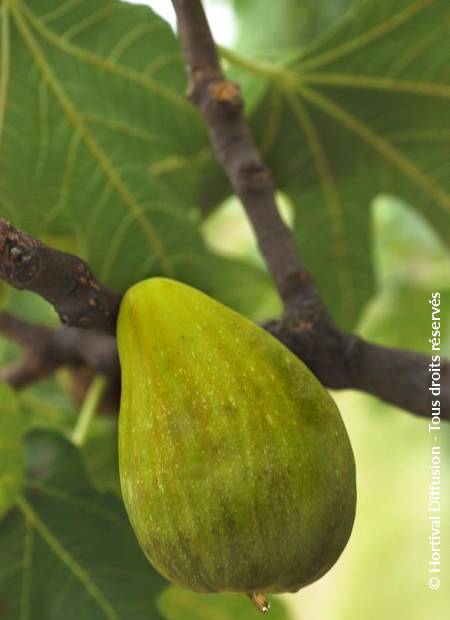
[117,278,356,610]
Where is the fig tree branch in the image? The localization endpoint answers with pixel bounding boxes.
[171,0,321,318]
[0,311,120,406]
[0,220,121,335]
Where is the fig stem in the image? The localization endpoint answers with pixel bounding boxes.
[248,592,270,613]
[71,374,107,446]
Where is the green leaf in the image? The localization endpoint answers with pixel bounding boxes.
[82,416,121,496]
[0,0,250,302]
[371,194,450,289]
[158,585,292,620]
[19,384,79,436]
[231,0,352,56]
[361,195,450,352]
[0,384,24,518]
[363,285,450,355]
[0,430,168,620]
[222,0,450,328]
[0,289,59,370]
[194,254,279,322]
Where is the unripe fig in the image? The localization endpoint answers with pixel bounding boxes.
[117,278,356,610]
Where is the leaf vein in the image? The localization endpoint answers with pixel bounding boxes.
[302,73,450,99]
[0,3,11,150]
[297,84,450,213]
[61,4,118,42]
[287,93,354,315]
[18,497,119,620]
[19,515,33,620]
[11,1,174,276]
[296,0,435,72]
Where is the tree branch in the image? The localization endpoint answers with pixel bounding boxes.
[0,311,120,408]
[0,220,121,335]
[172,0,321,318]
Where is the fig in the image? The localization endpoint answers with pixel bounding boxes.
[117,278,356,611]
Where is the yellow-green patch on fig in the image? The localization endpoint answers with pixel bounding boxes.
[117,278,356,604]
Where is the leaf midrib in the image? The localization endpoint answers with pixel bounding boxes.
[18,496,120,620]
[9,0,174,276]
[294,0,435,72]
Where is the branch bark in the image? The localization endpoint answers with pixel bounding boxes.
[0,220,121,335]
[0,312,120,408]
[172,0,321,318]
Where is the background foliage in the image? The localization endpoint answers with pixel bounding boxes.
[0,0,449,618]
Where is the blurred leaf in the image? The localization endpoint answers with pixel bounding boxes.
[0,289,59,375]
[231,0,352,56]
[0,384,24,518]
[82,416,120,497]
[363,286,450,354]
[202,192,294,267]
[0,430,168,620]
[158,585,292,620]
[222,0,450,328]
[371,194,450,289]
[20,387,78,433]
[0,288,57,330]
[361,196,450,351]
[201,254,280,322]
[21,380,121,496]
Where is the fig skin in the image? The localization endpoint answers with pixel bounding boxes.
[117,278,356,595]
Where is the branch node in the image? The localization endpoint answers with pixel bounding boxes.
[236,161,271,191]
[210,79,241,105]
